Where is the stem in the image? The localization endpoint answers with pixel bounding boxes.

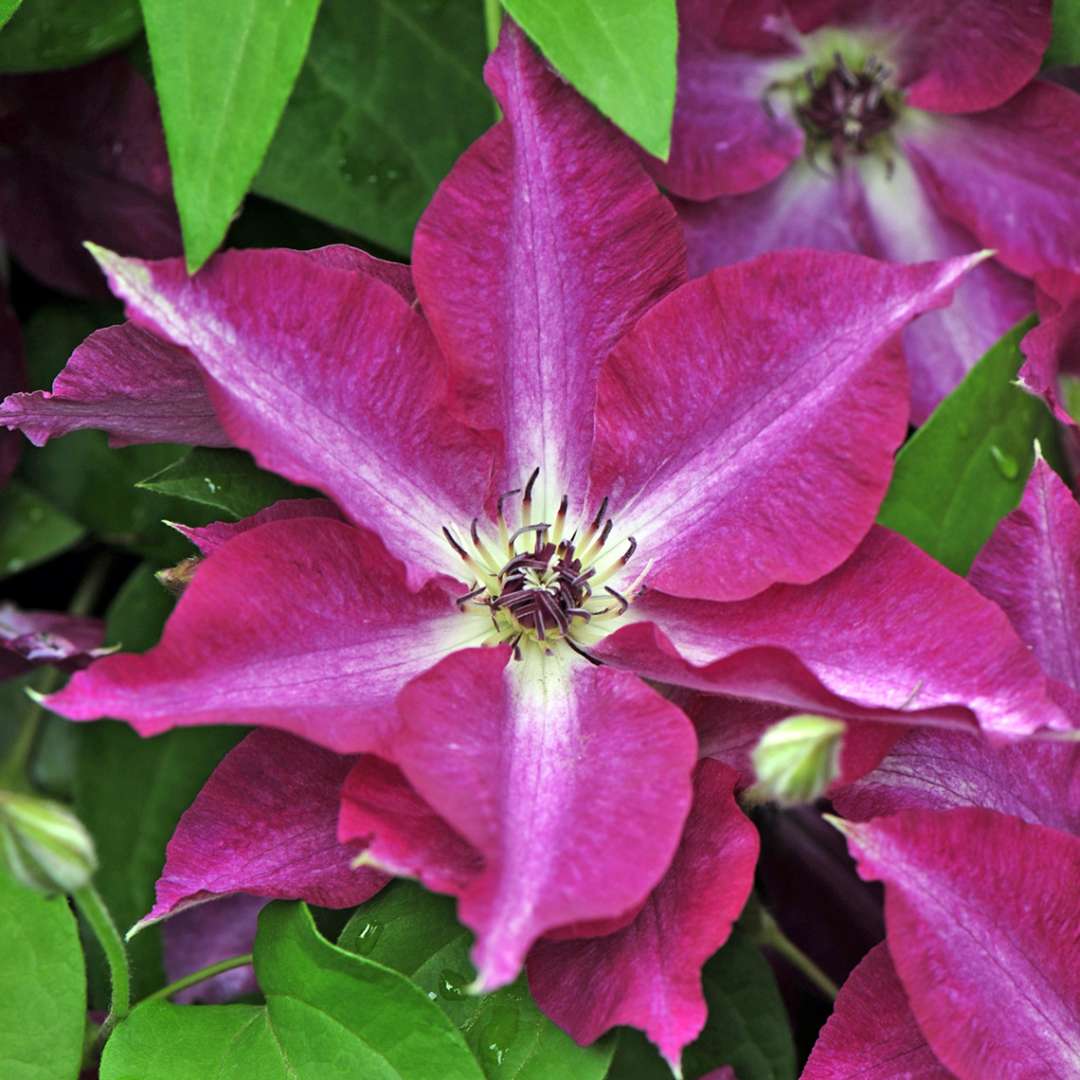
[748,903,839,1001]
[139,953,254,1008]
[0,551,114,788]
[72,883,130,1041]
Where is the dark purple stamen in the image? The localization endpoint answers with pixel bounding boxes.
[796,53,896,165]
[491,539,590,640]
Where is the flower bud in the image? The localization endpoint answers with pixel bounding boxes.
[156,556,201,596]
[749,714,845,806]
[0,790,97,894]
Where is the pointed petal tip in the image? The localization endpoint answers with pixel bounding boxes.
[126,914,156,941]
[821,812,854,837]
[24,687,48,706]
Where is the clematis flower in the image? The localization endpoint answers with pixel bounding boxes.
[657,0,1080,421]
[0,602,107,682]
[1018,270,1080,427]
[0,55,180,297]
[834,457,1080,832]
[18,25,1068,1065]
[804,808,1080,1079]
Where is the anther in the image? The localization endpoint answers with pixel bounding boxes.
[508,522,550,548]
[604,586,630,616]
[523,467,540,508]
[442,526,469,560]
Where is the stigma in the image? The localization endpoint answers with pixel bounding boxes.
[442,468,646,662]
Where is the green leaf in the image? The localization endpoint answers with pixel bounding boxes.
[139,0,321,272]
[0,1,22,31]
[101,901,486,1080]
[0,481,84,580]
[74,565,243,1004]
[608,929,795,1080]
[1045,0,1080,67]
[17,304,217,562]
[254,0,491,255]
[0,0,141,72]
[137,446,313,519]
[500,0,678,158]
[339,881,615,1079]
[0,869,86,1080]
[877,316,1063,575]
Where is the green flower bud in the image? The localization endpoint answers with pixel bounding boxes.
[0,790,97,895]
[749,714,845,806]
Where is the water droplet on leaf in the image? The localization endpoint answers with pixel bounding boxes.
[438,969,468,1000]
[350,920,382,955]
[989,445,1019,479]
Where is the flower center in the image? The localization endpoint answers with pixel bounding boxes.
[789,53,899,166]
[443,468,643,662]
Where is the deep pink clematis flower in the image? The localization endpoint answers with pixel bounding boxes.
[1018,270,1080,427]
[658,0,1080,421]
[835,458,1080,831]
[805,808,1080,1079]
[0,56,181,298]
[18,25,1067,1063]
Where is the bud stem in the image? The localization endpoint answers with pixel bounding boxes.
[138,952,255,1008]
[744,898,840,1001]
[72,882,130,1041]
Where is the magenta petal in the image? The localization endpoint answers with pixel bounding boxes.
[1018,271,1080,425]
[0,603,106,681]
[339,756,483,894]
[840,809,1080,1080]
[161,895,262,1004]
[92,246,493,587]
[304,244,416,302]
[595,527,1065,737]
[0,57,180,298]
[902,84,1080,278]
[412,24,685,507]
[648,34,803,200]
[969,458,1080,689]
[0,321,229,449]
[802,942,953,1080]
[388,647,698,991]
[592,251,980,602]
[45,518,478,752]
[171,498,342,557]
[142,729,386,927]
[527,760,758,1069]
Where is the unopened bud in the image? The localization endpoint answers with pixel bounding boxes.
[749,714,845,806]
[156,556,201,596]
[0,790,97,894]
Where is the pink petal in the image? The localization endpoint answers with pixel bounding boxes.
[304,244,416,302]
[591,251,980,602]
[902,83,1080,279]
[647,32,803,200]
[840,809,1080,1080]
[92,245,493,588]
[171,498,342,557]
[0,321,229,449]
[411,24,685,510]
[0,290,25,485]
[853,153,1032,424]
[1019,270,1080,426]
[802,942,953,1080]
[594,527,1065,737]
[969,459,1080,690]
[821,0,1052,114]
[161,895,262,1004]
[141,729,386,927]
[526,760,758,1070]
[0,603,106,681]
[384,646,698,991]
[0,57,180,298]
[832,727,1080,834]
[45,518,480,752]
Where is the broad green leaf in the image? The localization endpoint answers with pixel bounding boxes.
[139,0,321,272]
[101,901,486,1080]
[877,316,1062,575]
[608,929,796,1080]
[74,565,243,1004]
[1045,0,1080,67]
[0,0,141,72]
[0,869,86,1080]
[254,0,491,255]
[137,446,313,519]
[18,304,216,562]
[339,881,615,1079]
[500,0,677,158]
[0,1,22,31]
[0,481,84,579]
